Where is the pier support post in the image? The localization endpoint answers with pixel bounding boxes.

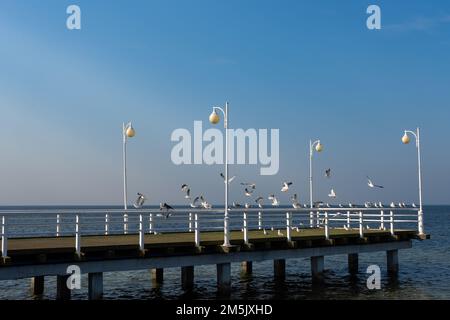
[88,272,103,300]
[217,263,231,293]
[181,266,194,291]
[56,275,71,300]
[151,268,164,286]
[348,253,359,274]
[311,256,324,282]
[274,259,286,281]
[241,261,253,275]
[31,276,45,296]
[387,249,399,275]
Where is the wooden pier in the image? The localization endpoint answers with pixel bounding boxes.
[0,226,426,300]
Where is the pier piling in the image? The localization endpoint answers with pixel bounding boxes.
[31,276,45,295]
[216,263,231,293]
[387,249,399,275]
[274,259,286,281]
[311,256,324,282]
[181,266,194,290]
[151,268,164,286]
[56,275,71,300]
[348,253,359,274]
[241,261,253,275]
[88,272,103,300]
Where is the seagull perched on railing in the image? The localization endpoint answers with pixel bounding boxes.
[200,196,212,209]
[277,230,284,236]
[245,203,251,209]
[133,193,146,209]
[281,182,292,192]
[390,202,396,208]
[291,194,301,208]
[232,202,242,208]
[268,194,280,206]
[367,176,384,189]
[412,203,417,208]
[255,196,264,208]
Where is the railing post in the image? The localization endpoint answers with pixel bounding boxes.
[346,211,351,229]
[189,212,193,232]
[316,211,320,228]
[123,213,128,234]
[149,213,153,234]
[243,212,249,245]
[324,211,329,240]
[75,215,81,257]
[286,212,292,242]
[139,214,144,252]
[1,216,7,259]
[359,211,364,238]
[258,211,262,230]
[56,214,61,237]
[194,213,200,247]
[390,210,394,236]
[380,210,384,230]
[105,213,109,235]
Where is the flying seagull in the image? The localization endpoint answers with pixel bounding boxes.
[268,194,280,206]
[241,182,256,189]
[190,196,201,208]
[159,202,174,218]
[200,195,212,209]
[367,176,384,189]
[220,173,236,184]
[244,188,254,197]
[325,168,331,178]
[281,182,292,192]
[133,193,146,209]
[328,189,336,198]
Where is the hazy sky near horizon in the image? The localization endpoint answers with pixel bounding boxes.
[0,0,449,206]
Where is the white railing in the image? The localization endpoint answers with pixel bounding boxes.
[0,207,421,258]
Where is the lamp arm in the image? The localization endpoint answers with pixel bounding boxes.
[405,130,418,147]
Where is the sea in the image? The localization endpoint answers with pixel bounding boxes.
[0,205,449,300]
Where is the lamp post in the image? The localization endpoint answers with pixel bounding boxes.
[209,102,230,247]
[309,139,323,228]
[402,128,424,235]
[123,122,135,234]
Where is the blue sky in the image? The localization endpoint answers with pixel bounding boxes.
[0,0,449,205]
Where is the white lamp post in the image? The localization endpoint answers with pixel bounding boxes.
[309,139,323,227]
[402,128,424,235]
[123,122,135,234]
[209,102,230,247]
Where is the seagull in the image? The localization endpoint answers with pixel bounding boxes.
[268,194,280,206]
[338,204,344,208]
[220,173,236,184]
[133,193,146,209]
[281,182,292,192]
[232,202,242,208]
[328,189,336,198]
[313,201,324,208]
[159,202,174,218]
[244,203,251,209]
[241,182,256,189]
[325,168,331,178]
[244,188,254,197]
[290,193,299,203]
[263,229,268,235]
[390,202,396,208]
[348,203,354,208]
[190,196,201,208]
[292,202,301,209]
[277,230,284,236]
[344,225,349,231]
[378,202,383,208]
[255,196,264,208]
[367,176,384,189]
[412,203,417,208]
[181,184,189,191]
[366,225,371,230]
[200,195,212,209]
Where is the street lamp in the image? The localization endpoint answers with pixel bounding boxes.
[402,128,424,235]
[209,102,230,247]
[309,139,323,228]
[123,122,135,234]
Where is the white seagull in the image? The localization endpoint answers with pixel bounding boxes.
[367,176,384,189]
[268,194,280,206]
[133,193,146,209]
[281,182,293,192]
[328,189,337,198]
[255,196,264,208]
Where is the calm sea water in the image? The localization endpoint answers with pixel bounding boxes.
[0,205,449,300]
